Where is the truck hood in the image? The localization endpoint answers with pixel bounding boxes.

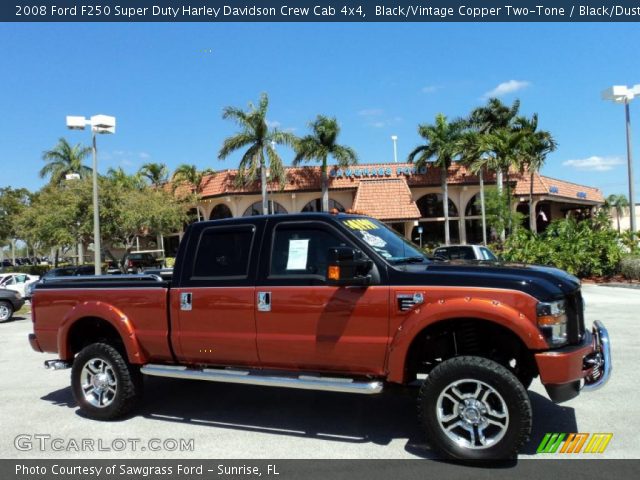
[392,261,580,301]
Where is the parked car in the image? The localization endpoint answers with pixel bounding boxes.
[0,288,25,322]
[0,273,40,298]
[122,252,162,273]
[29,213,610,460]
[433,244,498,262]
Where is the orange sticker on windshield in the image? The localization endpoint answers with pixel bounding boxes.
[343,219,377,231]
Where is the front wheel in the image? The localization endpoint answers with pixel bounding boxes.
[0,301,14,322]
[71,343,143,420]
[418,356,532,460]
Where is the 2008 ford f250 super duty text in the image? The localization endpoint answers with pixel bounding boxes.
[28,213,611,459]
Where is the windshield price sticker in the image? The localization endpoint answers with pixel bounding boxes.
[343,219,378,231]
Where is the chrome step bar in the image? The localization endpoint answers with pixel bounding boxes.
[141,364,383,395]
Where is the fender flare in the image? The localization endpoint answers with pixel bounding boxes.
[386,297,547,383]
[57,301,147,364]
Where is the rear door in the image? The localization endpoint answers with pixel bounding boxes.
[170,221,263,366]
[254,219,389,376]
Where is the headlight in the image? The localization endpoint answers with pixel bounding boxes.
[537,299,568,347]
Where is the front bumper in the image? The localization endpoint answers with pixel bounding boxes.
[535,320,612,403]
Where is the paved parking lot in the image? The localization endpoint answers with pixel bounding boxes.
[1,284,638,459]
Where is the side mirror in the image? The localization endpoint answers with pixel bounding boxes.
[326,247,373,286]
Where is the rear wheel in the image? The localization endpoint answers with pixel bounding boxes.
[71,343,142,420]
[418,356,531,460]
[0,301,14,322]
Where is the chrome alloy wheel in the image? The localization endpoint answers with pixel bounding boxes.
[0,304,11,321]
[80,358,118,408]
[436,378,509,449]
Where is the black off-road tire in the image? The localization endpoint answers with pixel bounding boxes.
[71,343,143,420]
[0,301,14,322]
[418,356,532,460]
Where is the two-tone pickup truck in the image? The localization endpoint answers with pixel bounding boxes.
[29,213,611,460]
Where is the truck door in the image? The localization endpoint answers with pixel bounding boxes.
[255,220,389,375]
[170,222,261,366]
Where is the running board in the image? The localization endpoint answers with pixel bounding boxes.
[140,364,383,395]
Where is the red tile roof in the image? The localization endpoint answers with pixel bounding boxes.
[172,162,601,205]
[513,171,604,203]
[352,178,421,221]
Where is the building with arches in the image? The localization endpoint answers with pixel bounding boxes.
[165,162,603,254]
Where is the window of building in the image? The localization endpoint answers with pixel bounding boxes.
[301,198,345,212]
[210,203,233,220]
[270,224,350,280]
[416,193,459,218]
[243,201,288,216]
[192,226,254,279]
[465,193,482,217]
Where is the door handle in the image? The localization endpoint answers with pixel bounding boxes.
[180,292,192,311]
[257,291,271,312]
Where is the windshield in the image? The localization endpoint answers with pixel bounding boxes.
[341,217,428,264]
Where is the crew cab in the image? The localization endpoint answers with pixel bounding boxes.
[28,213,611,460]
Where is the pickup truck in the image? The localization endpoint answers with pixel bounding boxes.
[28,213,611,460]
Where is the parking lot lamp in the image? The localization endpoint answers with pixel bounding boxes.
[602,85,640,235]
[66,114,116,274]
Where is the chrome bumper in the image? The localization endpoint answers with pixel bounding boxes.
[582,320,612,391]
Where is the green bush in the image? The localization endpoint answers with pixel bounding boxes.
[620,256,640,280]
[2,264,51,276]
[501,218,624,278]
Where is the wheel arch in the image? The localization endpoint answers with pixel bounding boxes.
[58,302,147,364]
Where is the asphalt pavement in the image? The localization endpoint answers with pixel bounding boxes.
[1,284,637,459]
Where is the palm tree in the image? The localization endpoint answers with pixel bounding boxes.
[40,138,92,185]
[293,115,358,212]
[139,162,168,188]
[514,114,557,233]
[171,164,214,221]
[106,167,144,190]
[218,93,295,215]
[606,194,629,233]
[408,114,465,245]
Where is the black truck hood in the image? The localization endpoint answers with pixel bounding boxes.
[390,261,580,301]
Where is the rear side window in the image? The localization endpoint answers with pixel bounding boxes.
[192,225,255,279]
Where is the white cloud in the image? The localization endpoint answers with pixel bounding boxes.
[265,120,281,129]
[370,121,386,128]
[139,152,150,159]
[483,80,530,98]
[358,108,384,117]
[562,156,624,171]
[422,85,440,94]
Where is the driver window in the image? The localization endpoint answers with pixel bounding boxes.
[270,225,349,280]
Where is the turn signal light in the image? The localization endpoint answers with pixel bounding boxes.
[328,265,340,280]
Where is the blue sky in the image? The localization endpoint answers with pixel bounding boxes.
[1,22,639,198]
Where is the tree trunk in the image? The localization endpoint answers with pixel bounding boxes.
[54,249,59,268]
[616,210,621,233]
[529,171,537,233]
[321,164,329,212]
[479,169,487,245]
[261,158,268,215]
[496,169,505,242]
[505,169,513,234]
[442,166,450,245]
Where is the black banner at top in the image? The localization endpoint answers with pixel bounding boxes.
[3,0,640,22]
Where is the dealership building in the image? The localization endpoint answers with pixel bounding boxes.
[164,162,603,254]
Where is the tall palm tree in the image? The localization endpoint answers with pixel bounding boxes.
[139,162,168,188]
[171,164,215,221]
[40,138,92,185]
[218,93,295,215]
[514,114,557,233]
[293,115,358,212]
[408,114,465,245]
[606,194,629,233]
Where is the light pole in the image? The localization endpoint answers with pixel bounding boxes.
[391,135,398,163]
[66,114,116,274]
[602,85,640,235]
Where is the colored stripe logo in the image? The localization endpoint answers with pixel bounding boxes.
[537,433,613,454]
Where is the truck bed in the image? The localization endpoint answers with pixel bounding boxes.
[32,275,173,363]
